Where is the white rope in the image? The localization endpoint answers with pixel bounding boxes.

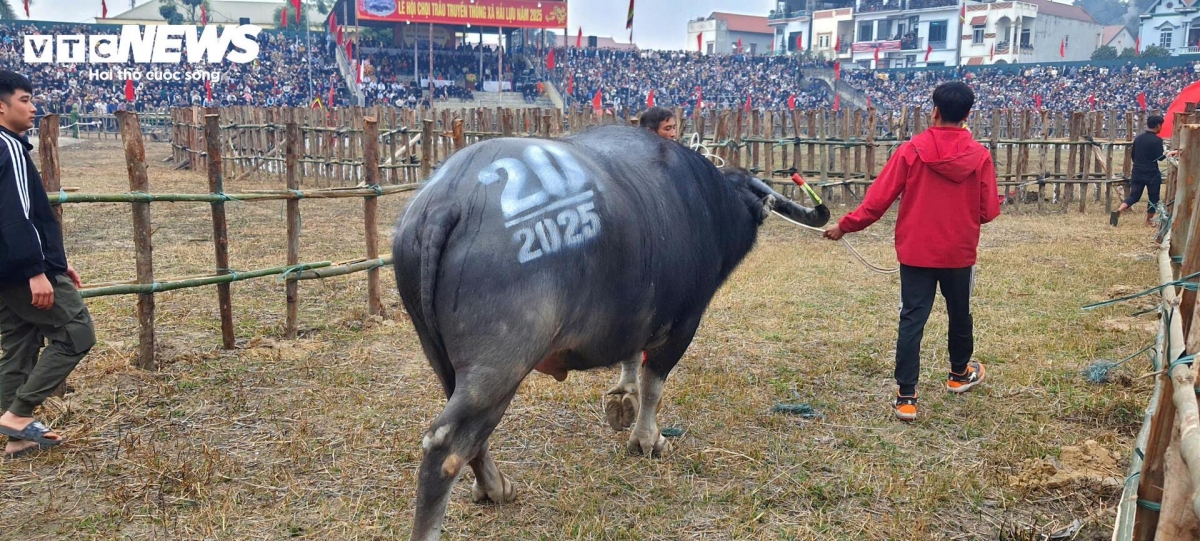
[771,210,899,275]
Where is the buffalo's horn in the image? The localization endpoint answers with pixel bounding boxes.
[747,177,830,227]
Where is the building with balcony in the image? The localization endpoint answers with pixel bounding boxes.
[850,0,962,68]
[812,7,856,59]
[1138,0,1200,56]
[687,12,774,55]
[958,1,1039,65]
[769,0,814,52]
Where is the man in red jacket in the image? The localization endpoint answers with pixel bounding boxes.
[824,82,1000,421]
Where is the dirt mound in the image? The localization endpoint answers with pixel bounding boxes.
[1010,440,1123,491]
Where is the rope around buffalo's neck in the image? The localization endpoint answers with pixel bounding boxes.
[688,134,898,275]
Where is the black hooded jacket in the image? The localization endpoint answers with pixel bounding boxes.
[0,125,67,284]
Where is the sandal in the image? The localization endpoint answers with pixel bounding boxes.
[0,420,63,447]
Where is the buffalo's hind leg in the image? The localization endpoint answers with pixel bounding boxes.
[627,319,701,458]
[604,353,641,431]
[411,373,522,541]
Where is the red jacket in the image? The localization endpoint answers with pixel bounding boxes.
[838,126,1000,268]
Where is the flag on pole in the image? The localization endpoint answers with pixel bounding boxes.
[647,89,655,108]
[1059,38,1065,58]
[959,2,966,26]
[291,0,302,24]
[546,49,555,70]
[925,44,933,62]
[282,6,288,27]
[124,79,135,102]
[205,80,212,102]
[874,45,880,64]
[834,35,840,53]
[834,61,841,80]
[833,94,840,112]
[592,89,602,114]
[101,0,107,19]
[201,4,208,24]
[1137,91,1147,110]
[23,0,29,17]
[329,12,336,34]
[1089,94,1096,110]
[796,34,803,52]
[577,27,583,48]
[737,38,743,53]
[788,94,796,111]
[1135,35,1141,53]
[1035,94,1042,110]
[626,0,635,41]
[697,32,702,52]
[337,27,343,46]
[744,95,751,112]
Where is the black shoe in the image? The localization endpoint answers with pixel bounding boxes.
[1110,211,1119,227]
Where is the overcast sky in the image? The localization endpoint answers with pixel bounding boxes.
[28,0,774,50]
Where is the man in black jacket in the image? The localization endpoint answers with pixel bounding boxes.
[1113,115,1177,226]
[0,71,95,459]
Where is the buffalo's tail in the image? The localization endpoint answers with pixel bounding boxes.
[395,206,461,398]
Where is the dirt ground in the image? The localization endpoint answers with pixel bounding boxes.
[0,137,1163,540]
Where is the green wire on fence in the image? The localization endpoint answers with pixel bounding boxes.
[1081,270,1200,311]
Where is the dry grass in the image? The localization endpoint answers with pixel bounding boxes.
[0,138,1161,540]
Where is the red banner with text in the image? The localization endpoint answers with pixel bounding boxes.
[358,0,568,29]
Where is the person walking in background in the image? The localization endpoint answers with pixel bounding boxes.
[1112,115,1177,227]
[823,81,1000,421]
[0,71,96,458]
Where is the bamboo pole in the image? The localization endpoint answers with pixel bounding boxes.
[294,257,392,280]
[81,261,334,298]
[204,111,235,349]
[285,117,301,339]
[363,116,383,317]
[117,111,156,370]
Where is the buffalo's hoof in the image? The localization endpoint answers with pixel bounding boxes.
[471,471,516,504]
[604,390,639,432]
[626,433,670,458]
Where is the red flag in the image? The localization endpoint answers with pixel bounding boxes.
[101,0,107,19]
[787,94,796,111]
[989,44,994,61]
[567,73,574,94]
[834,35,841,52]
[124,79,135,102]
[647,89,655,108]
[291,0,302,24]
[833,94,840,112]
[23,0,28,17]
[693,87,703,117]
[834,61,841,80]
[1135,35,1141,53]
[281,6,288,28]
[329,84,335,107]
[201,5,208,25]
[205,80,212,102]
[356,61,362,84]
[546,49,555,70]
[1137,91,1147,110]
[796,34,803,52]
[866,95,871,109]
[337,27,343,46]
[1089,94,1096,109]
[925,44,933,62]
[697,32,703,52]
[1035,94,1042,110]
[329,12,336,33]
[345,39,353,61]
[737,38,743,53]
[744,95,751,112]
[873,46,880,64]
[592,89,602,113]
[577,27,583,48]
[1059,38,1065,58]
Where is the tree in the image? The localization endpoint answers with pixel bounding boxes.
[158,3,183,25]
[1092,45,1118,60]
[1119,46,1138,59]
[1141,44,1170,57]
[0,0,33,20]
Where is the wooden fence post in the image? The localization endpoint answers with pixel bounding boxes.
[285,117,301,339]
[204,110,235,349]
[116,111,156,370]
[38,115,62,224]
[421,118,434,180]
[363,116,383,317]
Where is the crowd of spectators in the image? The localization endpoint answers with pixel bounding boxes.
[841,63,1200,112]
[0,22,349,113]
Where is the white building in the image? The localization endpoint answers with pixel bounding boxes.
[1101,24,1136,52]
[768,0,814,52]
[1139,0,1200,55]
[850,0,963,68]
[1020,0,1103,62]
[99,0,322,28]
[959,1,1038,65]
[810,7,855,60]
[687,12,774,55]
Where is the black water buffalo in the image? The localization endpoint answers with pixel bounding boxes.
[392,125,829,540]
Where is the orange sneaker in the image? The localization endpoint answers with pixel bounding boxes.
[894,393,918,422]
[947,361,986,394]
